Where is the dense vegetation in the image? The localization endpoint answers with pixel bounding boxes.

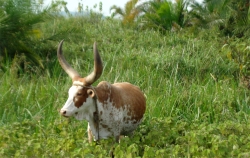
[0,0,249,157]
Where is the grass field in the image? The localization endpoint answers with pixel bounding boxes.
[0,16,250,157]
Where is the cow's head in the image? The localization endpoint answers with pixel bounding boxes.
[57,40,103,120]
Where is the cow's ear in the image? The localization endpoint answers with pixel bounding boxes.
[87,89,95,98]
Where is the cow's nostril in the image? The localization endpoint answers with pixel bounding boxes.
[60,110,67,115]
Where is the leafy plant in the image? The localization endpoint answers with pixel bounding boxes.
[189,0,250,37]
[110,0,140,25]
[0,4,249,157]
[1,118,250,157]
[0,0,46,69]
[221,37,250,84]
[139,0,189,32]
[0,0,74,73]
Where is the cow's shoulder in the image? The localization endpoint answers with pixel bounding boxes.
[95,81,112,104]
[96,81,111,91]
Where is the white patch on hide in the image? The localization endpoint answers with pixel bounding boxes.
[92,98,142,140]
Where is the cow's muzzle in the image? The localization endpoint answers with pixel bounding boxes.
[60,109,68,117]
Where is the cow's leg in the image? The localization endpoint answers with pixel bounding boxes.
[119,135,124,142]
[115,135,120,143]
[114,134,123,143]
[87,123,93,143]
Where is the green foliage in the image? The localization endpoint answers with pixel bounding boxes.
[189,0,250,37]
[139,0,188,32]
[221,37,250,78]
[0,0,74,73]
[0,0,46,69]
[189,0,229,28]
[0,1,250,157]
[110,0,140,25]
[1,118,250,157]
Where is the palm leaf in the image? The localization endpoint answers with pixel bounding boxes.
[140,0,189,32]
[110,0,140,25]
[0,0,53,69]
[110,5,124,17]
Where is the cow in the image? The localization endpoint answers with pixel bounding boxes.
[57,40,146,143]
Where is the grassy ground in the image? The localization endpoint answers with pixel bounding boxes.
[0,16,249,157]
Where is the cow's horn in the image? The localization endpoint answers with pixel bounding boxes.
[85,42,103,85]
[57,40,81,80]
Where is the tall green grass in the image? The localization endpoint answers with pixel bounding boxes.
[0,16,249,157]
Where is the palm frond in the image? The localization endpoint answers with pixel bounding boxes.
[110,0,141,25]
[0,0,53,69]
[110,5,124,17]
[125,0,139,15]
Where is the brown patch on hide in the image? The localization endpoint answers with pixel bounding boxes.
[73,86,89,108]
